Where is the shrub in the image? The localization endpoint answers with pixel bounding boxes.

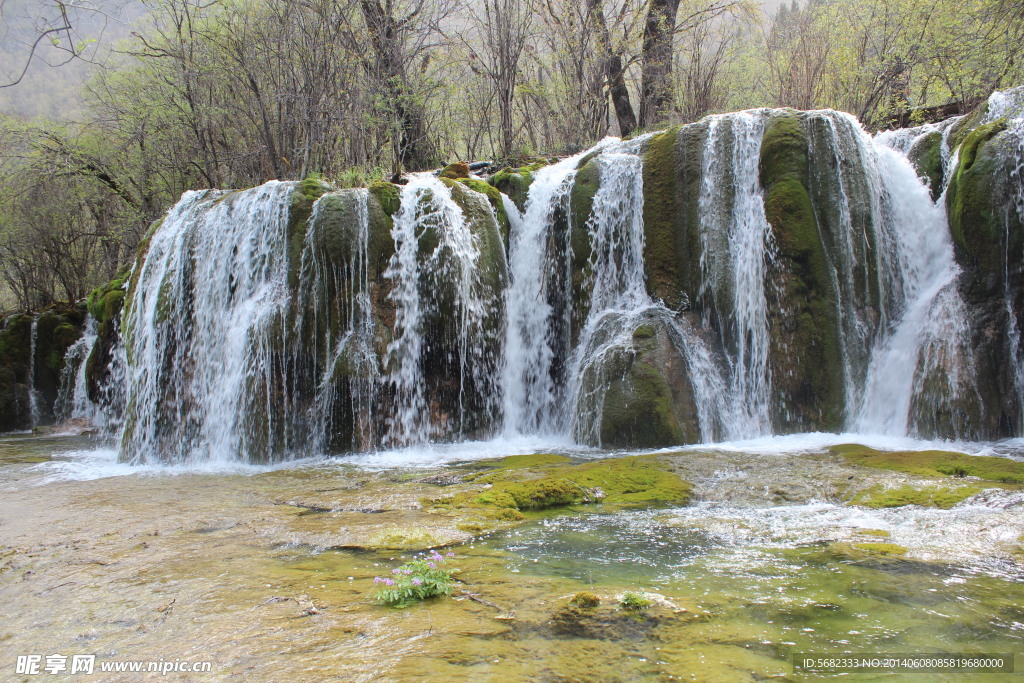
[619,591,654,611]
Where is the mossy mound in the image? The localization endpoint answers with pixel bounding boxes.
[853,483,982,509]
[490,159,554,211]
[426,455,692,519]
[946,120,1009,282]
[288,178,334,289]
[440,161,471,180]
[829,444,1024,483]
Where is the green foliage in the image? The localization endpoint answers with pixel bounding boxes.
[373,550,457,608]
[618,592,654,611]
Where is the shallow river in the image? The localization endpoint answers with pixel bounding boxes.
[1,432,1023,680]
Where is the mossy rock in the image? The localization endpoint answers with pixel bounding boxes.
[368,181,401,217]
[946,120,1009,282]
[426,455,692,519]
[829,444,1024,482]
[851,542,907,555]
[907,131,945,200]
[458,178,510,243]
[288,178,334,289]
[760,112,843,431]
[440,161,471,180]
[853,483,982,509]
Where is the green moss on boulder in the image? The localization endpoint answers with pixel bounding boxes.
[760,113,843,431]
[907,131,944,200]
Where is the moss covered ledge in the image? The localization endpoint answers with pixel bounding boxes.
[424,454,692,522]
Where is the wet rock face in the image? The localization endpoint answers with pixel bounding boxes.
[588,321,700,449]
[946,111,1024,436]
[760,112,844,432]
[0,305,85,432]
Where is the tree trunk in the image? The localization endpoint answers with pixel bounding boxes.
[640,0,681,130]
[589,0,637,137]
[359,0,437,173]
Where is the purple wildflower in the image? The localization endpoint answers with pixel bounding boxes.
[428,562,436,569]
[374,577,384,584]
[384,578,395,586]
[392,568,401,574]
[446,552,455,557]
[412,578,422,586]
[403,569,413,575]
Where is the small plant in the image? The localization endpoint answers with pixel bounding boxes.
[569,591,600,608]
[618,591,654,611]
[373,549,457,608]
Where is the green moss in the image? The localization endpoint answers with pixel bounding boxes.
[857,529,892,539]
[619,592,654,611]
[946,120,1007,280]
[569,592,601,608]
[288,178,333,288]
[458,178,510,241]
[854,484,982,509]
[632,324,656,340]
[601,362,684,448]
[908,131,944,200]
[368,181,401,216]
[851,542,907,555]
[427,455,691,518]
[642,128,680,306]
[440,161,470,180]
[760,113,843,431]
[367,525,440,550]
[830,444,1024,482]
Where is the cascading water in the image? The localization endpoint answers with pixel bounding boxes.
[55,315,98,424]
[501,155,584,436]
[384,174,501,445]
[695,112,776,436]
[854,144,976,435]
[27,316,41,428]
[120,183,294,463]
[53,95,1024,462]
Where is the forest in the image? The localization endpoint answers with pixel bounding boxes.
[0,0,1020,311]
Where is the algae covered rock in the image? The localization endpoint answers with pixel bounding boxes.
[907,131,945,199]
[425,453,692,522]
[577,318,701,449]
[760,112,844,431]
[944,108,1024,436]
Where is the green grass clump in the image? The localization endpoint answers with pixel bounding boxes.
[619,592,654,611]
[830,444,1024,483]
[853,484,982,509]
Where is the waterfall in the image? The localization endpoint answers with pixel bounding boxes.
[854,142,976,435]
[27,316,41,428]
[55,315,99,423]
[121,183,294,464]
[501,154,584,436]
[384,174,499,445]
[294,188,379,452]
[696,111,775,437]
[74,95,1024,463]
